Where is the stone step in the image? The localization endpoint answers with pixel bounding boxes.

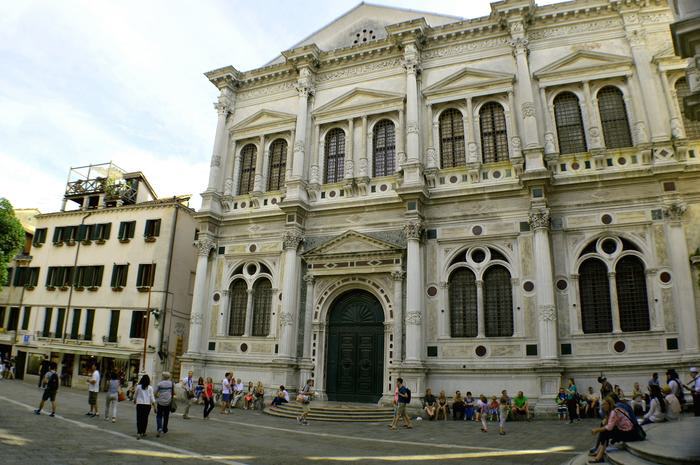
[624,418,700,465]
[606,449,659,465]
[264,408,394,423]
[273,403,394,416]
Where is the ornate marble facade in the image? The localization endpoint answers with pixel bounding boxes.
[182,0,700,410]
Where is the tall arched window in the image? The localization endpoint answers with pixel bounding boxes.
[615,256,650,332]
[597,86,632,148]
[373,120,395,177]
[252,278,273,336]
[483,265,513,337]
[324,128,345,183]
[238,144,257,195]
[267,139,287,191]
[439,108,465,168]
[675,77,700,139]
[479,102,509,163]
[579,258,612,334]
[228,279,247,336]
[554,92,587,154]
[448,268,478,337]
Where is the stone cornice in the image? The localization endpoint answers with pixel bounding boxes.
[204,65,242,91]
[37,201,195,219]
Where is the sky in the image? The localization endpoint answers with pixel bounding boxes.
[0,0,560,214]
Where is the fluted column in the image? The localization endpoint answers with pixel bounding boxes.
[253,135,265,193]
[659,71,685,139]
[664,203,698,352]
[344,118,354,180]
[244,288,254,337]
[403,221,424,363]
[425,104,437,169]
[582,81,603,149]
[391,271,405,363]
[403,44,421,165]
[625,74,650,144]
[568,274,582,335]
[528,209,558,360]
[359,115,368,178]
[539,88,557,155]
[217,289,229,336]
[278,230,303,358]
[223,140,237,196]
[187,238,215,354]
[310,124,321,185]
[397,108,406,171]
[292,68,314,179]
[302,274,315,360]
[206,90,233,192]
[476,280,485,338]
[464,97,478,163]
[509,32,539,149]
[608,272,622,334]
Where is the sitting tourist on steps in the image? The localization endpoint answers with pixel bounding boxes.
[512,391,530,420]
[641,384,666,425]
[436,390,449,420]
[662,385,681,421]
[588,397,645,463]
[451,391,465,420]
[422,388,437,420]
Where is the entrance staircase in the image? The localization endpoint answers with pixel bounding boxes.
[564,417,700,465]
[264,402,394,423]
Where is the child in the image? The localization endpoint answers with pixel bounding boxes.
[195,377,205,404]
[464,392,475,421]
[477,395,489,432]
[556,388,568,421]
[488,395,499,422]
[498,390,511,436]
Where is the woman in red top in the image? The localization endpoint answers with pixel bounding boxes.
[202,377,215,419]
[588,397,643,463]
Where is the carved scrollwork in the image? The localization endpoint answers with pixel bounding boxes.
[664,202,687,221]
[282,230,304,250]
[539,306,557,322]
[521,102,536,118]
[303,274,316,284]
[405,311,422,325]
[278,311,294,326]
[190,312,204,326]
[210,155,222,168]
[390,270,406,281]
[196,238,216,257]
[509,37,529,55]
[402,221,424,241]
[528,208,551,230]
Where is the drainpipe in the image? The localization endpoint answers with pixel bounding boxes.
[158,204,179,370]
[62,212,91,343]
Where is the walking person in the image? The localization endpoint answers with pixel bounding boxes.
[686,367,700,416]
[34,361,59,417]
[154,372,175,437]
[104,372,120,423]
[477,395,489,432]
[220,372,232,414]
[203,377,216,419]
[498,390,511,435]
[296,379,314,425]
[181,370,196,419]
[38,355,50,388]
[389,377,412,430]
[86,363,100,417]
[566,378,580,423]
[134,374,156,439]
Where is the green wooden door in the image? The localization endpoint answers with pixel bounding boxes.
[326,290,384,403]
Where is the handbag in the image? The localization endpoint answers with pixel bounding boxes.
[169,381,178,413]
[118,389,126,402]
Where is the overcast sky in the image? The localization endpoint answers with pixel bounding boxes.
[0,0,560,214]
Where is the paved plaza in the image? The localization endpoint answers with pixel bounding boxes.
[0,380,597,465]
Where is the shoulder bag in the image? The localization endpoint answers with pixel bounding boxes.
[169,381,178,412]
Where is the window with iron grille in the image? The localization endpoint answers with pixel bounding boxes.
[238,144,257,195]
[554,92,588,154]
[111,264,128,288]
[373,120,395,176]
[675,77,700,139]
[252,278,273,336]
[448,268,478,337]
[228,280,247,336]
[615,255,650,332]
[439,108,466,168]
[483,265,513,337]
[479,102,509,163]
[597,86,632,148]
[324,128,346,183]
[55,308,66,338]
[267,139,287,191]
[579,258,613,333]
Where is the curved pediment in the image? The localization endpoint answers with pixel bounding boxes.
[423,67,515,102]
[231,109,296,138]
[312,88,405,123]
[534,51,632,85]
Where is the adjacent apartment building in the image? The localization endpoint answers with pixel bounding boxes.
[182,0,700,410]
[0,163,198,387]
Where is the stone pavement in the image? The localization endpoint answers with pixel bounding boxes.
[0,380,596,465]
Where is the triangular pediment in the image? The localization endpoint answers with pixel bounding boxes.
[304,230,402,256]
[232,109,297,132]
[534,51,632,80]
[423,67,515,97]
[313,88,404,117]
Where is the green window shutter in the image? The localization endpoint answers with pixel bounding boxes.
[90,224,100,241]
[110,265,117,287]
[77,224,87,241]
[154,220,161,237]
[94,266,103,286]
[53,227,61,243]
[118,222,126,239]
[102,223,111,240]
[136,265,144,287]
[122,265,129,287]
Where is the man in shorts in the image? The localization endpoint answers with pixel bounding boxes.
[35,361,59,416]
[86,363,100,417]
[297,379,314,425]
[389,378,412,430]
[220,372,232,414]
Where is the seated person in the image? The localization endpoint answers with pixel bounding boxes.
[488,396,499,421]
[231,378,245,409]
[586,387,600,418]
[452,390,466,421]
[589,397,644,463]
[271,385,289,407]
[511,391,530,420]
[436,390,449,421]
[464,392,476,421]
[641,384,666,425]
[243,381,255,410]
[556,388,568,421]
[253,381,265,410]
[662,385,681,421]
[422,388,437,420]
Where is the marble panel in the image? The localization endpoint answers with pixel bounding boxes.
[576,341,605,355]
[662,288,676,332]
[219,342,238,353]
[566,215,598,228]
[490,345,522,358]
[520,236,534,277]
[653,225,668,265]
[251,343,273,353]
[616,211,647,223]
[628,337,662,353]
[524,298,536,337]
[441,344,473,358]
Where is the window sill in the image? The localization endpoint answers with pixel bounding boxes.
[59,286,69,291]
[96,239,106,245]
[137,286,151,293]
[112,286,124,292]
[144,236,157,243]
[53,242,64,247]
[32,243,43,248]
[66,240,76,246]
[81,240,92,246]
[46,286,56,291]
[24,285,35,291]
[119,238,131,244]
[567,329,668,340]
[87,286,98,292]
[74,286,85,291]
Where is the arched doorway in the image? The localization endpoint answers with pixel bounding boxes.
[326,290,384,403]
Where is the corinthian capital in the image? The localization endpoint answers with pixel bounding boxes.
[528,208,550,230]
[282,230,304,250]
[196,238,216,256]
[509,37,529,55]
[390,270,406,281]
[402,221,424,241]
[664,202,687,222]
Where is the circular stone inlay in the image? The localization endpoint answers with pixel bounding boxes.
[556,279,568,291]
[427,286,438,297]
[659,272,671,284]
[213,293,220,302]
[240,343,248,353]
[249,244,257,253]
[472,225,483,236]
[613,341,626,353]
[601,214,613,225]
[475,345,487,357]
[523,281,535,292]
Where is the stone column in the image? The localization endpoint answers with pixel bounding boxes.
[538,87,557,156]
[568,274,582,335]
[244,288,254,337]
[509,35,539,149]
[223,139,237,196]
[217,289,229,337]
[528,208,558,361]
[403,221,424,363]
[187,238,215,354]
[310,124,321,185]
[253,135,265,193]
[403,44,421,164]
[425,104,437,169]
[278,230,303,358]
[664,203,699,352]
[464,97,479,163]
[608,272,622,334]
[391,271,405,363]
[302,274,315,360]
[582,81,603,149]
[359,115,368,178]
[397,108,406,170]
[292,68,314,180]
[659,71,685,139]
[625,74,650,145]
[437,281,449,339]
[645,269,663,331]
[231,146,242,196]
[344,118,354,180]
[206,90,233,192]
[476,280,485,338]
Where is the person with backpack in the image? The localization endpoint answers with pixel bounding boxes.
[389,377,412,430]
[589,397,645,463]
[154,371,175,437]
[38,355,50,388]
[34,361,59,417]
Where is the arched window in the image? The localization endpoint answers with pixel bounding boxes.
[483,265,513,337]
[439,108,465,168]
[267,139,287,191]
[238,144,257,195]
[324,128,345,183]
[252,278,273,336]
[597,86,632,148]
[615,256,650,332]
[448,268,477,337]
[554,92,587,154]
[579,258,612,334]
[675,77,700,139]
[479,102,509,163]
[373,120,395,177]
[228,279,247,336]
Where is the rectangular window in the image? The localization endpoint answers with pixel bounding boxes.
[144,219,161,238]
[93,223,111,241]
[12,267,39,287]
[74,266,104,288]
[33,228,47,246]
[84,309,95,340]
[54,308,66,338]
[118,221,136,240]
[55,226,78,243]
[21,307,31,330]
[108,310,119,343]
[46,267,74,287]
[8,307,19,330]
[110,264,129,288]
[130,311,146,338]
[76,224,94,242]
[136,264,156,287]
[42,308,52,337]
[0,306,5,328]
[70,308,81,339]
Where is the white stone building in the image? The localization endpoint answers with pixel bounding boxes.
[183,0,700,409]
[0,163,198,387]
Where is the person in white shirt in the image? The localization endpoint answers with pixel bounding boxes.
[271,385,289,407]
[231,378,245,409]
[220,373,232,414]
[641,384,667,424]
[181,371,196,419]
[686,367,700,417]
[134,374,156,439]
[663,385,681,421]
[86,364,100,417]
